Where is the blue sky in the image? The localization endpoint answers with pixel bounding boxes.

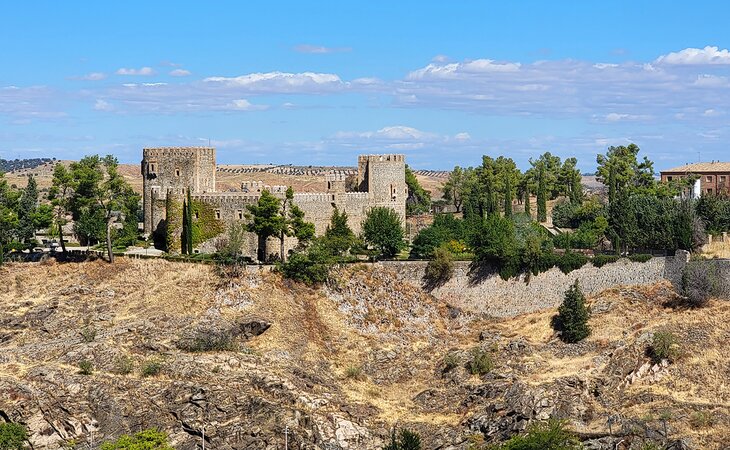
[2,1,730,171]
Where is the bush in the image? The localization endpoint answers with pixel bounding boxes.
[78,360,94,375]
[592,254,619,268]
[113,355,133,375]
[279,242,333,285]
[424,247,454,287]
[0,422,28,450]
[141,360,163,377]
[555,280,591,343]
[689,411,714,429]
[362,207,406,258]
[556,252,588,274]
[628,253,652,263]
[345,365,365,381]
[551,200,580,228]
[177,329,236,352]
[383,428,421,450]
[100,429,174,450]
[493,419,582,450]
[468,348,494,375]
[80,326,96,343]
[681,260,717,308]
[650,331,679,363]
[442,352,460,372]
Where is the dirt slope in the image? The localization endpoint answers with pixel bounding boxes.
[1,259,728,449]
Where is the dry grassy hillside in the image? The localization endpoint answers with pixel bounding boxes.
[0,259,728,449]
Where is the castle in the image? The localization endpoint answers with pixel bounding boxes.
[142,147,406,260]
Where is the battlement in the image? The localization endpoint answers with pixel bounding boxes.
[241,181,287,193]
[293,192,337,203]
[143,147,215,159]
[192,192,261,204]
[358,154,405,163]
[325,171,348,181]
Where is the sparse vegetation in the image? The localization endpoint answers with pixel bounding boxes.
[554,280,591,343]
[141,360,163,377]
[491,419,581,450]
[383,428,421,450]
[467,348,494,375]
[0,422,28,450]
[689,411,714,429]
[112,355,133,375]
[424,246,454,286]
[80,326,96,343]
[177,329,237,352]
[78,360,94,375]
[345,365,365,381]
[99,429,174,450]
[650,330,680,363]
[442,352,460,372]
[681,260,717,308]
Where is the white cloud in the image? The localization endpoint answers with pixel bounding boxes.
[169,69,191,77]
[204,71,346,93]
[294,44,351,54]
[79,72,107,81]
[93,99,113,111]
[703,108,723,117]
[432,54,450,63]
[407,59,521,79]
[116,67,156,76]
[655,46,730,65]
[225,99,268,111]
[454,132,471,141]
[694,74,729,87]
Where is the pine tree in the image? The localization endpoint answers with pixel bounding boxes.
[556,280,591,343]
[17,175,39,244]
[537,164,547,222]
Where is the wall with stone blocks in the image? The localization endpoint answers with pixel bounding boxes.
[379,258,670,317]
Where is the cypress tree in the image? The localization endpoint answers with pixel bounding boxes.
[537,164,547,222]
[503,172,512,218]
[181,198,188,255]
[523,185,531,216]
[185,189,194,254]
[556,280,591,343]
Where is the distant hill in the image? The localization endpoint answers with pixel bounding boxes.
[0,157,55,173]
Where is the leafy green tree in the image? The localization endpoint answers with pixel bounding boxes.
[503,170,513,218]
[559,157,583,205]
[68,155,138,262]
[362,207,406,258]
[523,182,531,216]
[596,143,663,199]
[0,172,20,249]
[280,187,315,258]
[0,422,27,450]
[48,163,75,253]
[410,214,465,258]
[99,429,174,450]
[246,189,284,262]
[696,192,730,235]
[279,240,333,285]
[555,280,591,343]
[405,165,431,215]
[182,189,193,254]
[442,166,471,213]
[323,207,359,256]
[469,214,520,280]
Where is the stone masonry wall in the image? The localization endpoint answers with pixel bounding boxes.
[380,258,669,317]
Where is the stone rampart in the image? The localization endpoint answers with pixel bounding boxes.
[379,258,670,317]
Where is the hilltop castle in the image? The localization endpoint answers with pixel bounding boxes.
[142,147,406,259]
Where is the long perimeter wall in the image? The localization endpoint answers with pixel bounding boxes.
[379,252,729,317]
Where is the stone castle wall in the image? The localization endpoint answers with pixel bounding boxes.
[379,258,671,317]
[142,147,406,258]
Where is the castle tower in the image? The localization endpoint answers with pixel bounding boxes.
[357,154,407,222]
[325,171,347,193]
[141,147,216,234]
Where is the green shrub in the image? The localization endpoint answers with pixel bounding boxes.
[592,254,619,268]
[78,360,93,375]
[689,411,714,429]
[279,242,333,285]
[0,422,28,450]
[345,365,365,381]
[493,419,581,450]
[362,206,406,258]
[442,352,460,372]
[100,429,174,450]
[556,252,588,274]
[177,329,236,352]
[424,247,454,286]
[468,348,494,375]
[112,355,133,375]
[383,428,421,450]
[681,260,717,308]
[650,331,679,363]
[628,253,652,263]
[141,360,163,377]
[554,280,591,343]
[80,326,96,343]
